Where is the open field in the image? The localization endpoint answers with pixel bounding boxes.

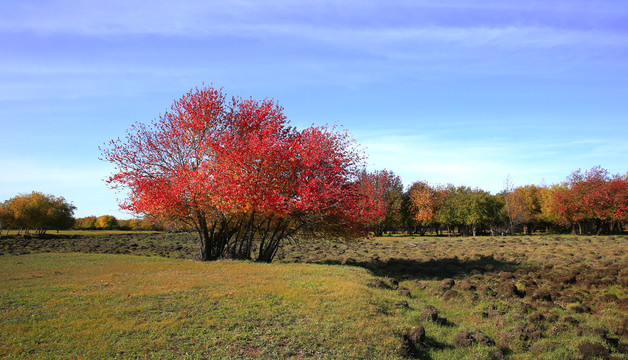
[280,235,628,359]
[0,253,405,359]
[1,233,627,359]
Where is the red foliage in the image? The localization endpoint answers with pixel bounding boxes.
[354,169,403,235]
[101,85,369,260]
[549,166,628,233]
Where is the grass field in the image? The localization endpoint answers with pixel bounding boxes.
[1,233,627,359]
[0,253,406,359]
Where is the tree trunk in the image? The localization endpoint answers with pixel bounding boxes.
[257,220,286,262]
[196,214,210,261]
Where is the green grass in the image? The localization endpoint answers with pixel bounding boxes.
[1,235,626,359]
[279,235,628,359]
[0,253,407,359]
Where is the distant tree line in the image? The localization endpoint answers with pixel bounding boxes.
[1,166,626,238]
[0,192,179,235]
[74,215,185,232]
[362,166,628,236]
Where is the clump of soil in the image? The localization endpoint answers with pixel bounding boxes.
[401,325,427,358]
[440,279,455,292]
[479,305,504,319]
[526,312,545,323]
[530,289,552,302]
[419,305,440,322]
[406,325,426,344]
[577,342,610,360]
[441,289,459,301]
[504,323,542,342]
[455,279,475,291]
[398,287,412,297]
[453,330,495,347]
[497,281,523,298]
[367,279,388,288]
[396,300,409,308]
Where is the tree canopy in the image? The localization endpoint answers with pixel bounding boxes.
[101,85,372,261]
[0,192,76,234]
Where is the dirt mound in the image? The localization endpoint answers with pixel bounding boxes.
[453,330,495,347]
[577,342,610,360]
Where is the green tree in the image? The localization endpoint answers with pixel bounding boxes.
[465,189,503,236]
[435,186,503,236]
[435,185,466,235]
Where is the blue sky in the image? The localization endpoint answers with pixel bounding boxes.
[1,0,627,218]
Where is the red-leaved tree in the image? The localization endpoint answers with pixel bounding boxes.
[101,85,370,261]
[354,170,403,236]
[549,166,628,234]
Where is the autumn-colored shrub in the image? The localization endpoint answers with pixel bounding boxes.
[101,85,378,261]
[0,192,75,234]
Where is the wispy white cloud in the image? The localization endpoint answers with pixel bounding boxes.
[3,0,626,101]
[357,131,628,192]
[291,26,628,51]
[3,1,626,50]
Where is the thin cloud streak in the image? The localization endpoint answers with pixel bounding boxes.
[3,2,626,49]
[359,132,628,192]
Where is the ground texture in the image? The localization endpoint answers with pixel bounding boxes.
[1,233,627,359]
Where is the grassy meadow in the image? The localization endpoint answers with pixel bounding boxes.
[1,233,627,359]
[0,253,405,359]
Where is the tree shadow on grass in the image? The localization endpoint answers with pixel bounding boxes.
[321,255,519,281]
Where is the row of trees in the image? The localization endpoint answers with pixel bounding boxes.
[0,193,171,234]
[74,215,184,231]
[5,166,623,238]
[507,167,628,235]
[358,167,628,237]
[74,215,119,229]
[101,85,627,261]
